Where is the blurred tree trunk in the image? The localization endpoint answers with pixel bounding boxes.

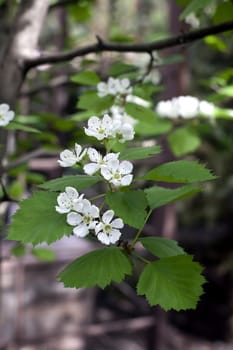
[151,1,190,349]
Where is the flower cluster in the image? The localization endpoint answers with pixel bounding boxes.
[0,104,15,127]
[58,144,134,188]
[56,187,124,245]
[97,77,132,97]
[84,114,134,143]
[156,96,215,119]
[184,13,200,28]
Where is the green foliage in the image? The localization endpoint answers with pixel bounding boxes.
[109,62,137,77]
[125,103,155,123]
[180,0,214,19]
[144,160,217,183]
[140,237,186,258]
[8,181,24,199]
[168,126,201,156]
[11,243,26,257]
[59,247,132,288]
[134,119,172,136]
[71,71,100,85]
[77,90,114,113]
[7,191,72,245]
[218,85,233,97]
[39,175,100,191]
[212,1,233,24]
[119,146,161,160]
[6,122,41,133]
[145,184,201,210]
[32,247,56,262]
[106,190,148,229]
[137,254,205,310]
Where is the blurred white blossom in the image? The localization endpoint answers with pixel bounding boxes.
[97,77,132,97]
[156,96,215,119]
[0,104,15,127]
[185,13,200,28]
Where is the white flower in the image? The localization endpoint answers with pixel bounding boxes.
[112,120,135,143]
[55,187,84,214]
[84,114,114,141]
[101,159,133,187]
[0,104,15,127]
[95,210,124,245]
[126,95,150,108]
[199,100,215,116]
[67,199,99,237]
[58,143,86,167]
[84,148,119,175]
[185,13,200,29]
[156,96,207,119]
[97,77,132,97]
[178,96,199,118]
[110,105,137,126]
[156,100,179,118]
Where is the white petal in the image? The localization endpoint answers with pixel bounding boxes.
[102,114,113,129]
[88,116,100,128]
[67,212,82,226]
[65,187,79,200]
[87,147,100,162]
[121,174,133,186]
[111,218,124,229]
[100,166,112,180]
[104,152,119,162]
[0,104,10,113]
[73,223,89,237]
[102,210,114,224]
[57,193,69,207]
[119,160,133,175]
[95,222,103,234]
[109,229,122,244]
[6,111,15,121]
[108,159,120,172]
[90,205,99,218]
[81,199,92,214]
[55,205,70,214]
[57,160,73,167]
[97,232,110,245]
[84,163,100,175]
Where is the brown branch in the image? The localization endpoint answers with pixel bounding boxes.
[24,20,233,71]
[49,0,81,11]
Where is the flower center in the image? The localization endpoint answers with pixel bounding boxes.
[113,172,121,180]
[84,215,91,224]
[104,224,112,234]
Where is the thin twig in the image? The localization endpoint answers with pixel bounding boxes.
[24,20,233,71]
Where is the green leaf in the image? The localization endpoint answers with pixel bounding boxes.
[168,127,201,156]
[137,254,205,311]
[144,160,217,183]
[32,247,56,262]
[7,191,72,245]
[145,184,201,210]
[218,85,233,97]
[134,119,172,136]
[59,247,132,289]
[204,36,228,53]
[180,0,214,19]
[212,1,233,25]
[125,103,156,123]
[71,71,100,86]
[109,62,137,77]
[6,122,41,133]
[77,90,114,113]
[119,146,161,160]
[106,190,148,229]
[140,237,186,258]
[11,243,26,257]
[39,175,100,191]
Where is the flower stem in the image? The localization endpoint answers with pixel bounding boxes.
[131,209,152,247]
[90,193,105,201]
[132,251,150,264]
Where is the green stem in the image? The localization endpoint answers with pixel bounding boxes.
[132,251,150,264]
[90,193,105,201]
[131,209,152,247]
